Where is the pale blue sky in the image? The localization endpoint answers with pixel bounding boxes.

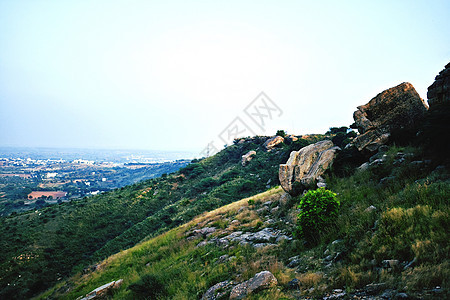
[0,0,449,153]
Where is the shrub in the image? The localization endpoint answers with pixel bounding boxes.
[276,130,286,138]
[128,273,167,299]
[295,188,340,243]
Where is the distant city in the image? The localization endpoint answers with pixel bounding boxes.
[0,147,194,216]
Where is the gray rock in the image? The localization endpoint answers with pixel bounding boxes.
[270,206,279,214]
[247,271,278,294]
[215,255,230,264]
[324,255,334,261]
[382,259,400,269]
[369,158,385,167]
[196,241,209,247]
[248,228,278,243]
[229,281,249,300]
[396,292,409,299]
[79,279,123,300]
[287,278,300,289]
[276,234,291,243]
[331,239,343,245]
[202,280,234,300]
[365,205,377,212]
[287,257,302,268]
[357,162,370,171]
[323,292,346,300]
[256,206,269,214]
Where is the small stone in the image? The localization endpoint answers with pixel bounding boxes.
[270,206,279,214]
[287,278,300,289]
[324,255,334,261]
[196,241,208,247]
[382,259,399,269]
[365,205,377,212]
[396,292,408,299]
[358,162,369,171]
[287,258,301,268]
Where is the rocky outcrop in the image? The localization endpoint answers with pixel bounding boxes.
[229,271,277,299]
[352,82,428,151]
[279,140,339,196]
[79,279,123,300]
[241,150,256,166]
[197,227,292,248]
[427,62,450,107]
[264,136,284,150]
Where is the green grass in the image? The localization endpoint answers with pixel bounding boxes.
[31,144,450,299]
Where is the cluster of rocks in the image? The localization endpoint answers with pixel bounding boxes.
[202,271,278,300]
[194,226,291,249]
[323,283,444,299]
[427,62,450,107]
[279,140,340,196]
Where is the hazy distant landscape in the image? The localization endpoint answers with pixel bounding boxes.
[0,147,192,216]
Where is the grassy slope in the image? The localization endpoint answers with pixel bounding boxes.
[40,145,450,299]
[0,135,316,299]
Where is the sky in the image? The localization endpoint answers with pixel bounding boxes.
[0,0,449,155]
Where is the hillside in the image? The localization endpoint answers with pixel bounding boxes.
[3,63,450,299]
[0,133,325,299]
[39,144,449,299]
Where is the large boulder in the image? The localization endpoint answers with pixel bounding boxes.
[279,140,339,196]
[264,136,284,151]
[352,82,428,151]
[241,150,256,166]
[427,62,450,107]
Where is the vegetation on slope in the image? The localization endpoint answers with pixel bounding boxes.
[41,144,449,299]
[0,134,317,299]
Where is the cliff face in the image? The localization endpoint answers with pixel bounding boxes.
[352,82,428,151]
[427,62,450,107]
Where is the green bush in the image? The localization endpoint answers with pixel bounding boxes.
[276,130,286,137]
[128,273,167,299]
[295,188,340,243]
